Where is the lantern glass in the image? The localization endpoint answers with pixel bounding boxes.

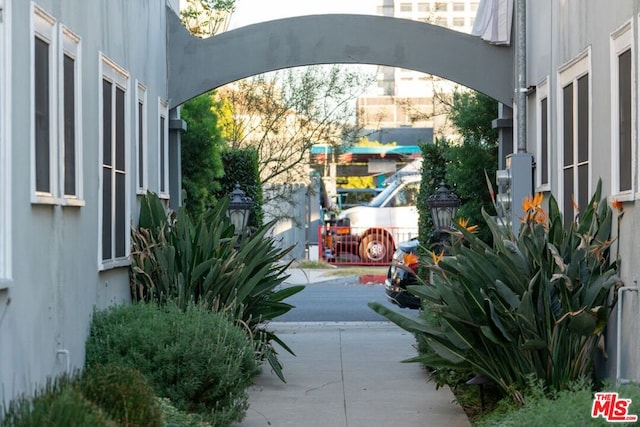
[427,181,460,233]
[226,183,253,238]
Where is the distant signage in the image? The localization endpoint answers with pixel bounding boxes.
[368,159,396,174]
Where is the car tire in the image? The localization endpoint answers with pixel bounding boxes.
[359,233,393,263]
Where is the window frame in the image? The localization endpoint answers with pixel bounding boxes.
[136,81,148,194]
[158,98,169,199]
[557,48,592,223]
[30,4,83,206]
[535,77,551,192]
[98,54,131,270]
[610,19,635,200]
[31,4,58,204]
[59,25,83,206]
[0,0,11,286]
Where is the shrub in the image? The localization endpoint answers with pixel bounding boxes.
[85,302,257,425]
[371,180,623,403]
[0,376,116,427]
[156,398,213,427]
[476,381,640,427]
[80,364,161,427]
[130,191,303,381]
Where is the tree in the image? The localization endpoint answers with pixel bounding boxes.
[445,91,498,244]
[216,65,374,186]
[180,91,225,219]
[180,0,236,38]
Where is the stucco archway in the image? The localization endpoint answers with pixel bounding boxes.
[166,11,514,108]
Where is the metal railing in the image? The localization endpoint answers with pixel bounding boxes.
[318,225,418,266]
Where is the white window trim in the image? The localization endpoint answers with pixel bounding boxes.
[98,54,131,271]
[136,81,148,194]
[0,0,12,286]
[610,20,635,201]
[59,25,84,207]
[158,98,170,199]
[535,77,551,192]
[31,4,59,204]
[556,48,592,216]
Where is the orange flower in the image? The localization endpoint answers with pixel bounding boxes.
[457,218,479,233]
[520,193,547,225]
[571,194,579,212]
[403,252,419,266]
[430,250,444,265]
[611,199,623,212]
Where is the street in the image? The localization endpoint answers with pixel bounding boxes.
[277,278,416,322]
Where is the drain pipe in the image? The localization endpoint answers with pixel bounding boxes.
[616,285,638,385]
[515,0,527,153]
[56,349,70,374]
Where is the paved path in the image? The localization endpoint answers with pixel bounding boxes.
[236,322,471,427]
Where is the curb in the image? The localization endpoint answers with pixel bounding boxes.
[358,274,387,284]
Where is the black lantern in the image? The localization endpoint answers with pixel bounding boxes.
[227,183,253,241]
[427,181,460,240]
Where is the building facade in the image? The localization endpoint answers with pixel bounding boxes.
[524,0,640,382]
[0,0,180,404]
[357,0,480,137]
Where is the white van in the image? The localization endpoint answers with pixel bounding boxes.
[334,173,420,263]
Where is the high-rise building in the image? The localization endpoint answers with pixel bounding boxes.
[358,1,480,139]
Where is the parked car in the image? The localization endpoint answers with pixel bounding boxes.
[384,238,421,309]
[333,173,420,263]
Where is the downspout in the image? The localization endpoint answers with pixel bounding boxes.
[515,0,527,153]
[616,285,638,385]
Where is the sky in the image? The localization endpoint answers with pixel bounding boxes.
[228,0,378,30]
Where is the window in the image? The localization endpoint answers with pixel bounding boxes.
[32,6,56,202]
[400,3,412,12]
[418,3,429,13]
[558,50,590,225]
[136,82,148,193]
[435,2,448,12]
[453,17,465,27]
[435,17,447,26]
[536,78,550,190]
[60,26,82,204]
[158,98,169,198]
[99,55,129,268]
[0,0,10,285]
[453,2,465,12]
[31,5,83,205]
[610,21,634,197]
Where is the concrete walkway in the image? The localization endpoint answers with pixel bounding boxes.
[236,321,471,427]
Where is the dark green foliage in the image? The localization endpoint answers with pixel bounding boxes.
[215,149,263,229]
[417,138,448,252]
[448,91,499,143]
[0,376,116,427]
[181,91,225,219]
[371,181,621,403]
[85,302,257,426]
[130,192,303,382]
[79,364,162,427]
[446,140,497,244]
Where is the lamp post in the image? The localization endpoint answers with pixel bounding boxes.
[427,181,460,244]
[227,183,253,246]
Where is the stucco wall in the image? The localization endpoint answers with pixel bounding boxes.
[0,0,171,403]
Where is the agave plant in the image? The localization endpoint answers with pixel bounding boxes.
[370,180,623,402]
[130,192,304,382]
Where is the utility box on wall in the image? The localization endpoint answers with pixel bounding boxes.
[496,153,534,236]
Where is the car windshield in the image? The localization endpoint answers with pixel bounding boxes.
[367,182,399,207]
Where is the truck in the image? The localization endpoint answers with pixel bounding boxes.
[332,172,421,263]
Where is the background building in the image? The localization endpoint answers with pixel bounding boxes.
[358,0,480,139]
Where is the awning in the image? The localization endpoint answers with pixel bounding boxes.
[471,0,513,46]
